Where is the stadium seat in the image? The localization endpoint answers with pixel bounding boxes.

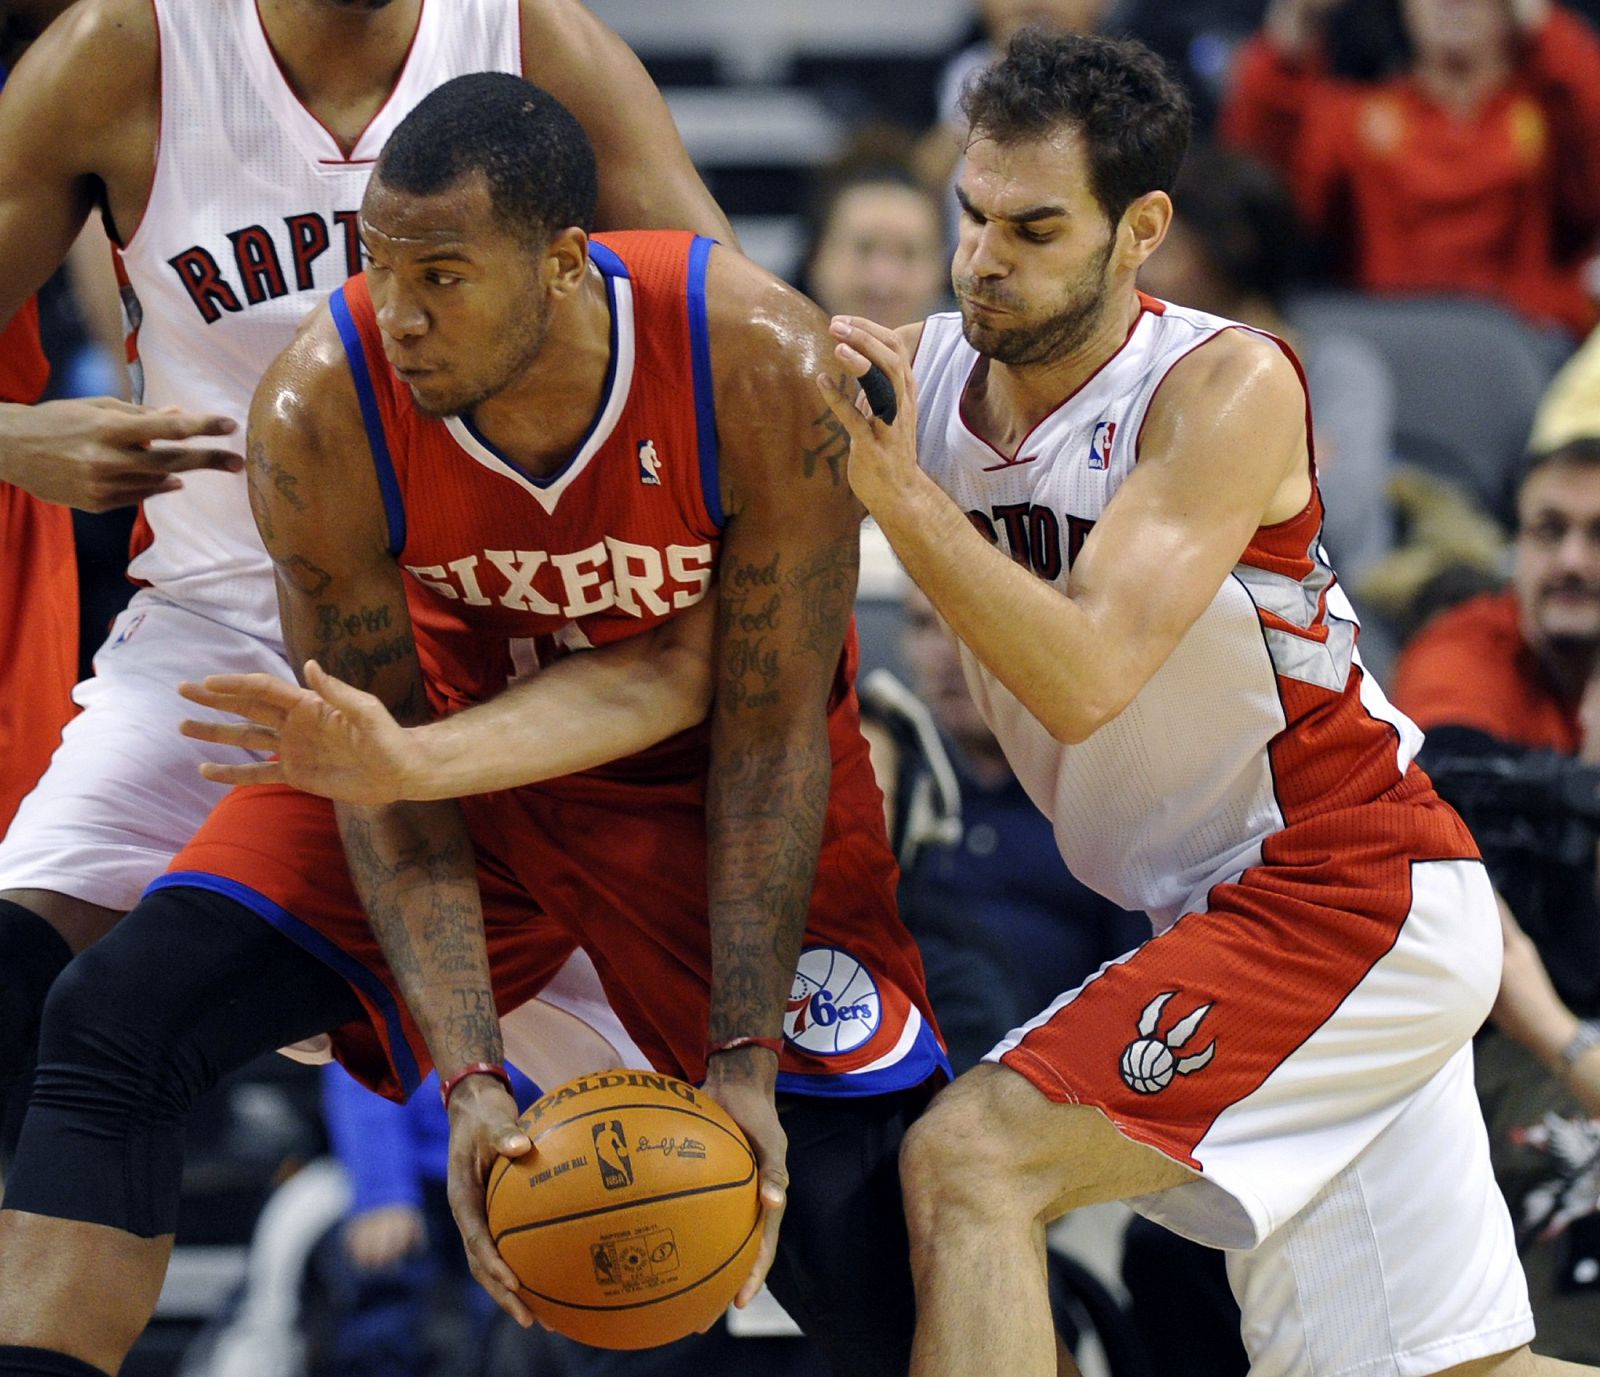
[1286,292,1568,521]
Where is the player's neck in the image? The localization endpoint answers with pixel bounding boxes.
[970,291,1143,450]
[469,266,615,478]
[256,0,423,155]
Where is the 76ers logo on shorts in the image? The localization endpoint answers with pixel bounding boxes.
[1087,420,1116,471]
[783,947,881,1055]
[1119,991,1216,1094]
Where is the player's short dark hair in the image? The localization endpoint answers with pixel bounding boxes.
[375,73,598,244]
[960,29,1192,227]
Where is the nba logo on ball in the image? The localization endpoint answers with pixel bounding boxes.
[784,947,882,1055]
[1087,419,1116,471]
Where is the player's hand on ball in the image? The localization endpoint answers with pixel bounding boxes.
[702,1050,789,1308]
[179,659,412,805]
[446,1074,538,1328]
[815,315,921,515]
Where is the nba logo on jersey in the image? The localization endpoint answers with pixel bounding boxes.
[638,439,662,486]
[1088,420,1116,471]
[783,947,882,1055]
[109,611,148,649]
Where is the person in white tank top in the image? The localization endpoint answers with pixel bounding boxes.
[0,0,731,1165]
[816,27,1582,1377]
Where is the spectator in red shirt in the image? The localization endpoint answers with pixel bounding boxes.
[1392,439,1600,1359]
[1222,0,1600,338]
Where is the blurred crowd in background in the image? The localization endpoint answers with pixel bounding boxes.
[20,0,1600,1372]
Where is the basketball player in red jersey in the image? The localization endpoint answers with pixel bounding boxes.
[818,29,1598,1377]
[0,76,943,1377]
[0,0,738,1166]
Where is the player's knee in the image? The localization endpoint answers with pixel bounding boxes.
[35,913,214,1127]
[901,1077,1031,1236]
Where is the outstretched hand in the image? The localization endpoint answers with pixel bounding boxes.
[445,1076,538,1328]
[0,397,242,512]
[814,315,923,515]
[701,1051,789,1310]
[178,659,414,804]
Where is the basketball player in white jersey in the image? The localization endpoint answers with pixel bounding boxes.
[0,0,739,1128]
[815,28,1597,1377]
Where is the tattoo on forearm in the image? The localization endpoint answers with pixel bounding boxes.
[341,811,504,1068]
[706,737,831,1041]
[800,406,850,486]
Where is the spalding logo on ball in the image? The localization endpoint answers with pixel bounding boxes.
[486,1070,760,1350]
[1118,991,1217,1095]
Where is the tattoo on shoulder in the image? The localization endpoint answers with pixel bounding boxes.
[800,406,850,487]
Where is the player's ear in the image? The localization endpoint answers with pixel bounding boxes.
[1119,191,1172,272]
[545,226,590,299]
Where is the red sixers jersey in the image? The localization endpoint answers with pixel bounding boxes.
[334,233,721,728]
[328,232,947,1096]
[0,299,77,832]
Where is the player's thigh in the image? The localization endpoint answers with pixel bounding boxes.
[1226,1043,1533,1377]
[765,1085,930,1377]
[0,595,286,911]
[902,1062,1195,1224]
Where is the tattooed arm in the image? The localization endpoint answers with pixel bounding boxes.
[246,308,536,1327]
[699,249,865,1302]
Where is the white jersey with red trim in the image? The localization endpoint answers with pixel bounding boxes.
[909,298,1427,928]
[115,0,521,645]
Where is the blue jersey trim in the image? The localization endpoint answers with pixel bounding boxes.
[147,871,423,1098]
[686,236,725,530]
[455,251,623,489]
[772,1018,950,1099]
[329,286,406,557]
[588,239,630,281]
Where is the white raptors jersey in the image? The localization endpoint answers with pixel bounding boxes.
[911,298,1427,928]
[115,0,521,645]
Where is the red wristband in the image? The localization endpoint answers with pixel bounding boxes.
[440,1062,514,1110]
[706,1035,784,1060]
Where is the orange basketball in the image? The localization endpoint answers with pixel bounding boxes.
[485,1069,761,1350]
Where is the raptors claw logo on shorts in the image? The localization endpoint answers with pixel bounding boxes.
[1119,991,1217,1094]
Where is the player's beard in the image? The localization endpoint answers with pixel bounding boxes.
[411,295,553,420]
[957,234,1115,369]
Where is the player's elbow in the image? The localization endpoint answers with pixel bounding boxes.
[657,642,716,730]
[1036,680,1133,745]
[1040,703,1105,745]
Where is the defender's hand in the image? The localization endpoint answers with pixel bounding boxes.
[815,315,923,516]
[702,1048,789,1309]
[179,660,414,804]
[445,1076,537,1328]
[0,398,241,512]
